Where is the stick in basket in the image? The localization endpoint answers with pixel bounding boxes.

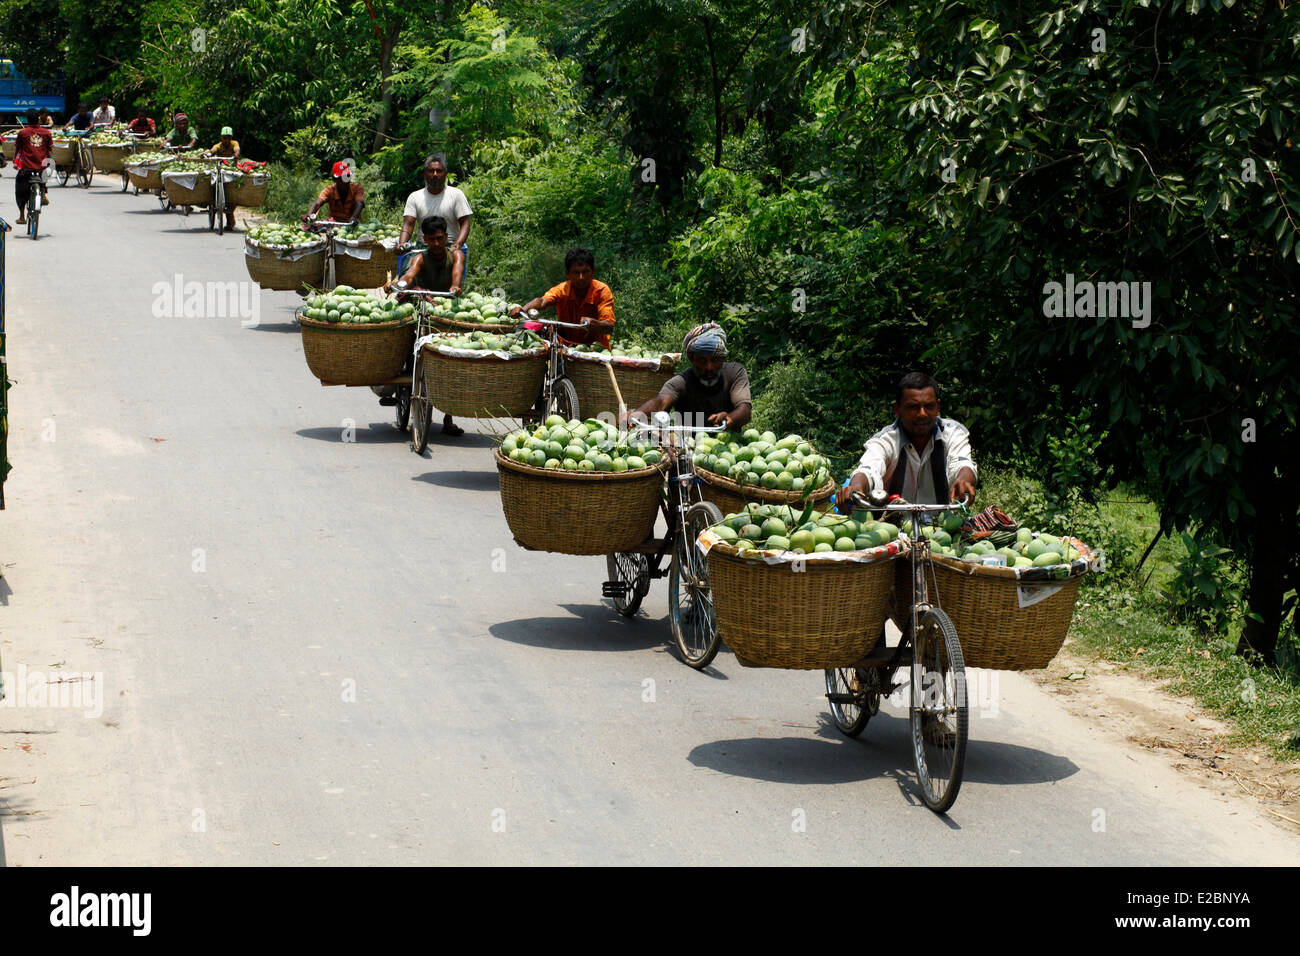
[605,360,628,434]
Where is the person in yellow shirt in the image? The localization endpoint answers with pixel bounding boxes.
[508,248,615,348]
[205,126,240,159]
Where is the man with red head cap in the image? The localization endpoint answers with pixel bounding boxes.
[165,112,198,149]
[303,160,366,224]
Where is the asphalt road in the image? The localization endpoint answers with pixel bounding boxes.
[1,180,1297,866]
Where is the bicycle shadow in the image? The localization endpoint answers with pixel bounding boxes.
[295,425,406,444]
[412,469,500,492]
[689,712,1078,789]
[489,603,667,653]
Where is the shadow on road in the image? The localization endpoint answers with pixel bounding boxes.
[0,575,11,607]
[295,425,405,444]
[691,712,1079,789]
[489,603,667,653]
[412,470,500,492]
[244,321,301,334]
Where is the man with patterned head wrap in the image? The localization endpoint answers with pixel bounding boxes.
[626,322,753,431]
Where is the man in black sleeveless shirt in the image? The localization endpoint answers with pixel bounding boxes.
[626,323,753,431]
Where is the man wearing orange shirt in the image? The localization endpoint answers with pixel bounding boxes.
[509,248,615,348]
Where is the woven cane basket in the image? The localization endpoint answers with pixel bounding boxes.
[565,356,676,418]
[126,163,170,190]
[421,346,547,419]
[334,243,400,290]
[244,239,326,292]
[707,542,901,669]
[224,176,268,207]
[297,313,415,386]
[891,553,1085,670]
[51,140,76,165]
[89,143,134,173]
[162,170,213,206]
[494,449,665,555]
[696,467,836,518]
[1,139,15,161]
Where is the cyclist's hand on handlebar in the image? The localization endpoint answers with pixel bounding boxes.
[706,411,731,428]
[950,478,976,506]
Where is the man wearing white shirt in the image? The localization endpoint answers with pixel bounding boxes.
[91,97,116,128]
[835,372,978,510]
[399,153,472,268]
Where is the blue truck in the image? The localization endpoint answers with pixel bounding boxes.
[0,58,66,118]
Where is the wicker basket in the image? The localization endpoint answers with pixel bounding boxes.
[2,139,17,161]
[565,355,676,418]
[89,143,134,173]
[697,467,836,519]
[430,314,516,334]
[244,239,326,292]
[162,170,213,206]
[298,313,416,386]
[495,449,665,555]
[334,242,400,290]
[51,140,76,165]
[224,175,268,207]
[892,553,1085,670]
[707,542,902,669]
[422,346,547,419]
[126,162,170,190]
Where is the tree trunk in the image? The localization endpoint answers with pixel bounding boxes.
[703,19,723,168]
[1238,438,1283,665]
[371,23,401,153]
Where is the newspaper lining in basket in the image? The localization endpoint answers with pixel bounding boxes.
[560,347,681,371]
[244,237,327,261]
[415,332,547,362]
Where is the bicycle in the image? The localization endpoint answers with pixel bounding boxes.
[302,216,356,291]
[207,159,235,235]
[386,286,454,454]
[55,130,92,188]
[17,158,52,239]
[518,312,583,426]
[823,490,970,813]
[157,143,195,211]
[604,412,726,668]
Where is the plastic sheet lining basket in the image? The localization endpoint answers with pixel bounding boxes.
[564,353,677,418]
[494,449,665,555]
[705,539,904,669]
[334,241,400,290]
[162,169,213,206]
[421,346,547,419]
[89,143,134,173]
[297,313,415,386]
[244,238,326,292]
[696,467,836,518]
[890,547,1090,670]
[224,173,268,207]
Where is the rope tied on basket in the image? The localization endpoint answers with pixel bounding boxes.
[683,322,727,357]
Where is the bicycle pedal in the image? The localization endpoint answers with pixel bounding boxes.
[601,581,630,599]
[377,396,397,406]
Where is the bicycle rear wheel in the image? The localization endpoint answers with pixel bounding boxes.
[910,607,968,814]
[825,665,879,738]
[669,500,723,668]
[606,552,649,616]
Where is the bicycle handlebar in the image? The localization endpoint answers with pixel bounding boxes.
[850,491,969,512]
[525,316,587,330]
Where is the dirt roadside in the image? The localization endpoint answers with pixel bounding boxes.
[1028,638,1300,835]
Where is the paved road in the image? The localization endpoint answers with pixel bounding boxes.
[1,181,1297,866]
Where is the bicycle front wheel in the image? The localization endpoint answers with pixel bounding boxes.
[410,355,431,454]
[545,376,579,422]
[910,607,968,814]
[669,501,723,669]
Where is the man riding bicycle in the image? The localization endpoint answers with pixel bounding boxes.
[9,108,52,223]
[165,112,198,149]
[303,161,365,225]
[625,323,752,432]
[509,247,615,349]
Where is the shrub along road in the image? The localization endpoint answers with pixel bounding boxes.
[0,184,1296,865]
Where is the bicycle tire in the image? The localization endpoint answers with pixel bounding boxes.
[669,500,724,669]
[545,376,579,422]
[606,552,649,617]
[825,665,879,737]
[910,607,968,814]
[410,355,431,454]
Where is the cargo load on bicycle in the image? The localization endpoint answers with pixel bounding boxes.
[691,428,838,515]
[296,286,417,386]
[699,504,907,669]
[425,290,517,333]
[494,415,668,555]
[330,221,402,289]
[561,344,680,421]
[243,223,328,292]
[420,330,550,420]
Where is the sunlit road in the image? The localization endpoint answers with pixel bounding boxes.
[1,181,1296,866]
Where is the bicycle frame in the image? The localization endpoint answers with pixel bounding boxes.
[631,418,724,571]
